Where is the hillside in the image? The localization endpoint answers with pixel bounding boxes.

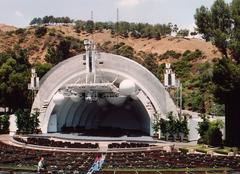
[49,25,220,59]
[0,24,224,115]
[0,23,16,32]
[0,24,221,64]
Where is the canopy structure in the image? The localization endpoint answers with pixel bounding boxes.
[32,42,177,136]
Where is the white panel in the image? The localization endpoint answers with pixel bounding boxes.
[92,52,96,73]
[48,114,57,132]
[86,51,90,73]
[30,77,34,88]
[9,114,17,136]
[187,118,201,141]
[171,73,176,87]
[36,77,40,88]
[164,74,168,87]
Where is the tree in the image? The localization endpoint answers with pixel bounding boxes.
[15,108,40,134]
[180,116,189,137]
[45,39,71,65]
[57,39,71,59]
[30,17,42,25]
[15,109,30,133]
[34,63,52,79]
[34,27,47,38]
[45,46,58,64]
[167,112,177,140]
[212,58,240,146]
[195,0,240,146]
[160,118,171,140]
[172,24,179,34]
[207,119,224,146]
[190,31,198,38]
[152,113,161,134]
[143,53,158,76]
[229,0,240,61]
[197,114,210,144]
[172,59,192,79]
[30,108,40,133]
[195,0,231,57]
[0,115,9,134]
[115,44,134,59]
[0,49,31,112]
[74,20,85,33]
[85,20,94,33]
[177,29,189,38]
[118,21,130,37]
[197,114,223,146]
[195,6,212,41]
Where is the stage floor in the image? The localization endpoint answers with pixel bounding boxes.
[30,133,157,143]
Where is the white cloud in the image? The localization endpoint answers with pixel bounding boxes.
[15,11,24,18]
[118,0,140,7]
[117,0,163,8]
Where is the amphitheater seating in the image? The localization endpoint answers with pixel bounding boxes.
[13,136,99,149]
[94,172,208,174]
[103,150,240,170]
[1,140,240,173]
[0,141,96,173]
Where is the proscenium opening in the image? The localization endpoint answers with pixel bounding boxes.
[50,98,150,136]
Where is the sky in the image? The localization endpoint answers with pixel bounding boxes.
[0,0,232,31]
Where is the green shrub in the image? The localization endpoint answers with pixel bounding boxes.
[183,50,191,57]
[207,126,223,147]
[160,50,181,60]
[172,59,192,79]
[45,39,71,64]
[0,115,9,134]
[49,31,56,36]
[34,63,52,78]
[197,117,223,147]
[15,28,26,35]
[6,30,14,36]
[34,26,47,38]
[184,49,203,61]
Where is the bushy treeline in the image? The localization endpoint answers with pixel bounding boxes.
[75,20,176,39]
[30,16,73,25]
[29,16,191,39]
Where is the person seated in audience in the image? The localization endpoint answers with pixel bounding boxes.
[38,156,47,173]
[170,144,175,152]
[95,154,102,169]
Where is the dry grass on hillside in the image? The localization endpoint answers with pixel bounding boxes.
[50,25,221,61]
[0,24,221,64]
[0,23,16,32]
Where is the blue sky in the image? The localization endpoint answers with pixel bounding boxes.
[0,0,232,30]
